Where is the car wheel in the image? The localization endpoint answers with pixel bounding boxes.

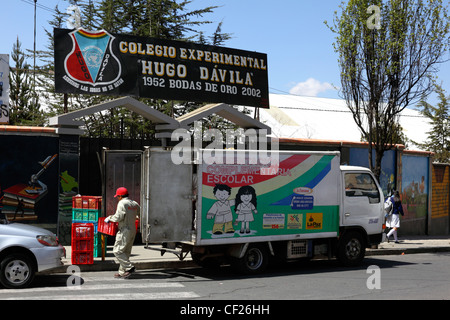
[0,254,35,289]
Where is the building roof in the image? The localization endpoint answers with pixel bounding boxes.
[259,94,430,149]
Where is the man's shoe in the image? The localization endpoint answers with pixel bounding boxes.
[114,267,135,279]
[121,267,136,278]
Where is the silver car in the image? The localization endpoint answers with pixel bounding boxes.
[0,220,65,289]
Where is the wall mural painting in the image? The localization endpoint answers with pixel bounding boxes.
[348,148,396,197]
[0,136,59,224]
[401,155,429,221]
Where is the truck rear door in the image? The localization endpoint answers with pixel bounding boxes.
[103,150,143,216]
[141,148,193,243]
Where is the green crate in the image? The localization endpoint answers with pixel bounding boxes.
[73,209,100,222]
[72,209,83,221]
[82,209,89,221]
[93,234,106,258]
[87,209,100,222]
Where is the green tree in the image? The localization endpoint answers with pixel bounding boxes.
[37,4,69,117]
[326,0,450,180]
[417,84,450,163]
[40,0,233,139]
[9,37,44,126]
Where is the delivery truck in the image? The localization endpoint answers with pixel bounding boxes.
[105,148,385,274]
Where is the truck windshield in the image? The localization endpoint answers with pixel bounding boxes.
[344,173,380,203]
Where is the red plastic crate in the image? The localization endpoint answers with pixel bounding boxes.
[71,251,94,265]
[86,196,102,209]
[71,223,95,265]
[72,196,83,209]
[71,223,95,239]
[98,217,118,236]
[72,195,102,209]
[72,239,94,251]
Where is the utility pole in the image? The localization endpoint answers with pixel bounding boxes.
[33,0,37,86]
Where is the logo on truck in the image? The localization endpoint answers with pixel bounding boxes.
[306,213,323,230]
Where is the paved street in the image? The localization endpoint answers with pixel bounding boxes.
[0,272,200,300]
[1,252,450,301]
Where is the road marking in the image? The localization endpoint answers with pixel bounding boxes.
[1,281,185,294]
[4,291,200,300]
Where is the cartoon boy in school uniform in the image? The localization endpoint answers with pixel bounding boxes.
[206,184,235,235]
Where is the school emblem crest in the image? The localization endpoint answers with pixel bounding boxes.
[64,28,121,86]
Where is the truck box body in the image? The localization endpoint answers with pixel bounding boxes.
[197,151,342,245]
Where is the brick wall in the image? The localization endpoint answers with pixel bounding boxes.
[430,164,450,235]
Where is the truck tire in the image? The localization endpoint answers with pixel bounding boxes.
[337,231,365,267]
[232,244,269,275]
[0,253,35,289]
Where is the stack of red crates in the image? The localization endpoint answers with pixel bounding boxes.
[72,195,103,258]
[71,223,95,265]
[72,196,102,223]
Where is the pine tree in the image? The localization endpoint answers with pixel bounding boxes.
[75,0,99,30]
[37,4,68,117]
[9,37,44,126]
[34,0,234,138]
[417,84,450,163]
[88,0,233,138]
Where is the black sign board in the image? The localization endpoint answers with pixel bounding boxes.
[54,28,269,108]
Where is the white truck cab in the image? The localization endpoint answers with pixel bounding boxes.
[341,166,384,234]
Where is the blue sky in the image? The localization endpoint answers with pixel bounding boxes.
[1,0,449,106]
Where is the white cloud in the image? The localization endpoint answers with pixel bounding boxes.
[289,78,335,97]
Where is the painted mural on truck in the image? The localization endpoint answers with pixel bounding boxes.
[199,152,341,243]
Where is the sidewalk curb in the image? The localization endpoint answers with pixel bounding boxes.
[366,246,450,256]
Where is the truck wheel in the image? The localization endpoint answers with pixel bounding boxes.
[0,254,35,289]
[338,231,365,267]
[232,244,269,275]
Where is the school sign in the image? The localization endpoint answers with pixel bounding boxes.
[54,28,269,108]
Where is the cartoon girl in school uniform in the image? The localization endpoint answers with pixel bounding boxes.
[234,185,258,234]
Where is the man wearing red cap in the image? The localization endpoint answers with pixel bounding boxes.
[105,187,140,278]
